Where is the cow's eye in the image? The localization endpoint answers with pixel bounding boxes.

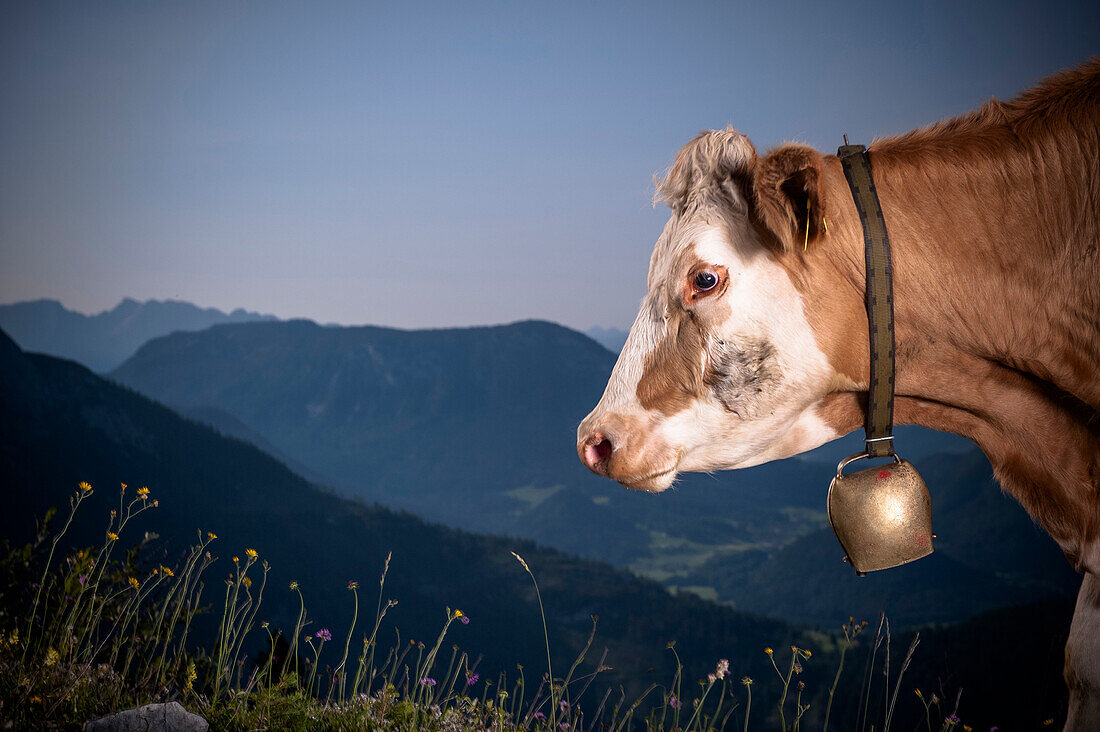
[693,270,719,292]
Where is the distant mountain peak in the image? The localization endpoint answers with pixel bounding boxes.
[0,298,279,373]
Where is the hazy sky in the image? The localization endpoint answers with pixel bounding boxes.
[1,1,1096,330]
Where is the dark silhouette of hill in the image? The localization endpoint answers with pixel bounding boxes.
[107,319,1078,627]
[0,298,276,372]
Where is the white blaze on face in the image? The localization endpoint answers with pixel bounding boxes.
[579,211,843,490]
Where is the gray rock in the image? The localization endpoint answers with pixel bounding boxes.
[84,702,208,732]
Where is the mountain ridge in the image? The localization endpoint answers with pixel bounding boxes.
[0,298,278,372]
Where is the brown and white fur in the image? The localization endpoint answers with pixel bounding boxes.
[577,60,1100,727]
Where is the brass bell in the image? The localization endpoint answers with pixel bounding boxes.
[827,453,934,574]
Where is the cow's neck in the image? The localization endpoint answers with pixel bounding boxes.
[803,142,1100,573]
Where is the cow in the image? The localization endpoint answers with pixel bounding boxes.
[577,60,1100,727]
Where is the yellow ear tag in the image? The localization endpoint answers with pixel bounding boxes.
[804,198,811,252]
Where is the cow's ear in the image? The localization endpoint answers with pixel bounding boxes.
[752,144,827,253]
[656,127,757,214]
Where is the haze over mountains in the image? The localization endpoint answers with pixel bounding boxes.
[0,298,277,372]
[0,298,1079,626]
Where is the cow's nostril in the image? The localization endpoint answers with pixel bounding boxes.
[593,438,613,461]
[584,436,614,473]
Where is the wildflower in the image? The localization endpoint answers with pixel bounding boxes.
[419,677,437,686]
[207,531,217,540]
[669,695,682,709]
[316,629,332,642]
[466,673,479,685]
[797,681,805,691]
[136,486,149,497]
[534,712,546,720]
[129,577,139,590]
[764,647,773,655]
[106,532,119,541]
[261,621,269,629]
[120,482,127,491]
[245,548,258,558]
[232,556,239,563]
[161,566,174,577]
[289,581,299,590]
[915,689,923,699]
[1042,721,1054,727]
[185,661,197,691]
[152,500,158,507]
[242,576,252,588]
[741,676,753,686]
[78,574,88,586]
[964,726,972,732]
[78,481,92,492]
[946,714,960,725]
[453,609,464,619]
[559,699,569,711]
[461,615,470,625]
[803,649,812,658]
[45,648,59,666]
[715,659,729,677]
[347,580,359,590]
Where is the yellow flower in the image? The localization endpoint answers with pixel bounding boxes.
[764,647,773,655]
[803,649,812,658]
[78,481,92,492]
[232,556,239,564]
[129,577,140,590]
[120,482,127,490]
[45,648,59,666]
[160,566,174,577]
[207,532,217,541]
[242,576,252,588]
[184,661,197,691]
[915,689,923,699]
[454,609,464,618]
[245,548,258,558]
[136,486,149,497]
[106,532,119,541]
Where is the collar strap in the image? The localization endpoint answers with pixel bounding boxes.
[837,143,896,459]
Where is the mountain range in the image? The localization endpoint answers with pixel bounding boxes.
[0,298,276,372]
[0,326,1077,728]
[103,317,1078,627]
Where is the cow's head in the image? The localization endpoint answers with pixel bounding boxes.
[577,128,852,491]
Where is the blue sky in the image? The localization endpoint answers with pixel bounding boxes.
[1,1,1096,330]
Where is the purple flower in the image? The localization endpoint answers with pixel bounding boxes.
[534,712,545,720]
[669,695,682,709]
[78,574,88,586]
[460,615,470,625]
[419,677,437,686]
[315,629,332,642]
[946,714,960,724]
[466,673,479,686]
[559,699,569,710]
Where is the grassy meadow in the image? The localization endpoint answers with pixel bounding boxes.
[0,481,1014,731]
